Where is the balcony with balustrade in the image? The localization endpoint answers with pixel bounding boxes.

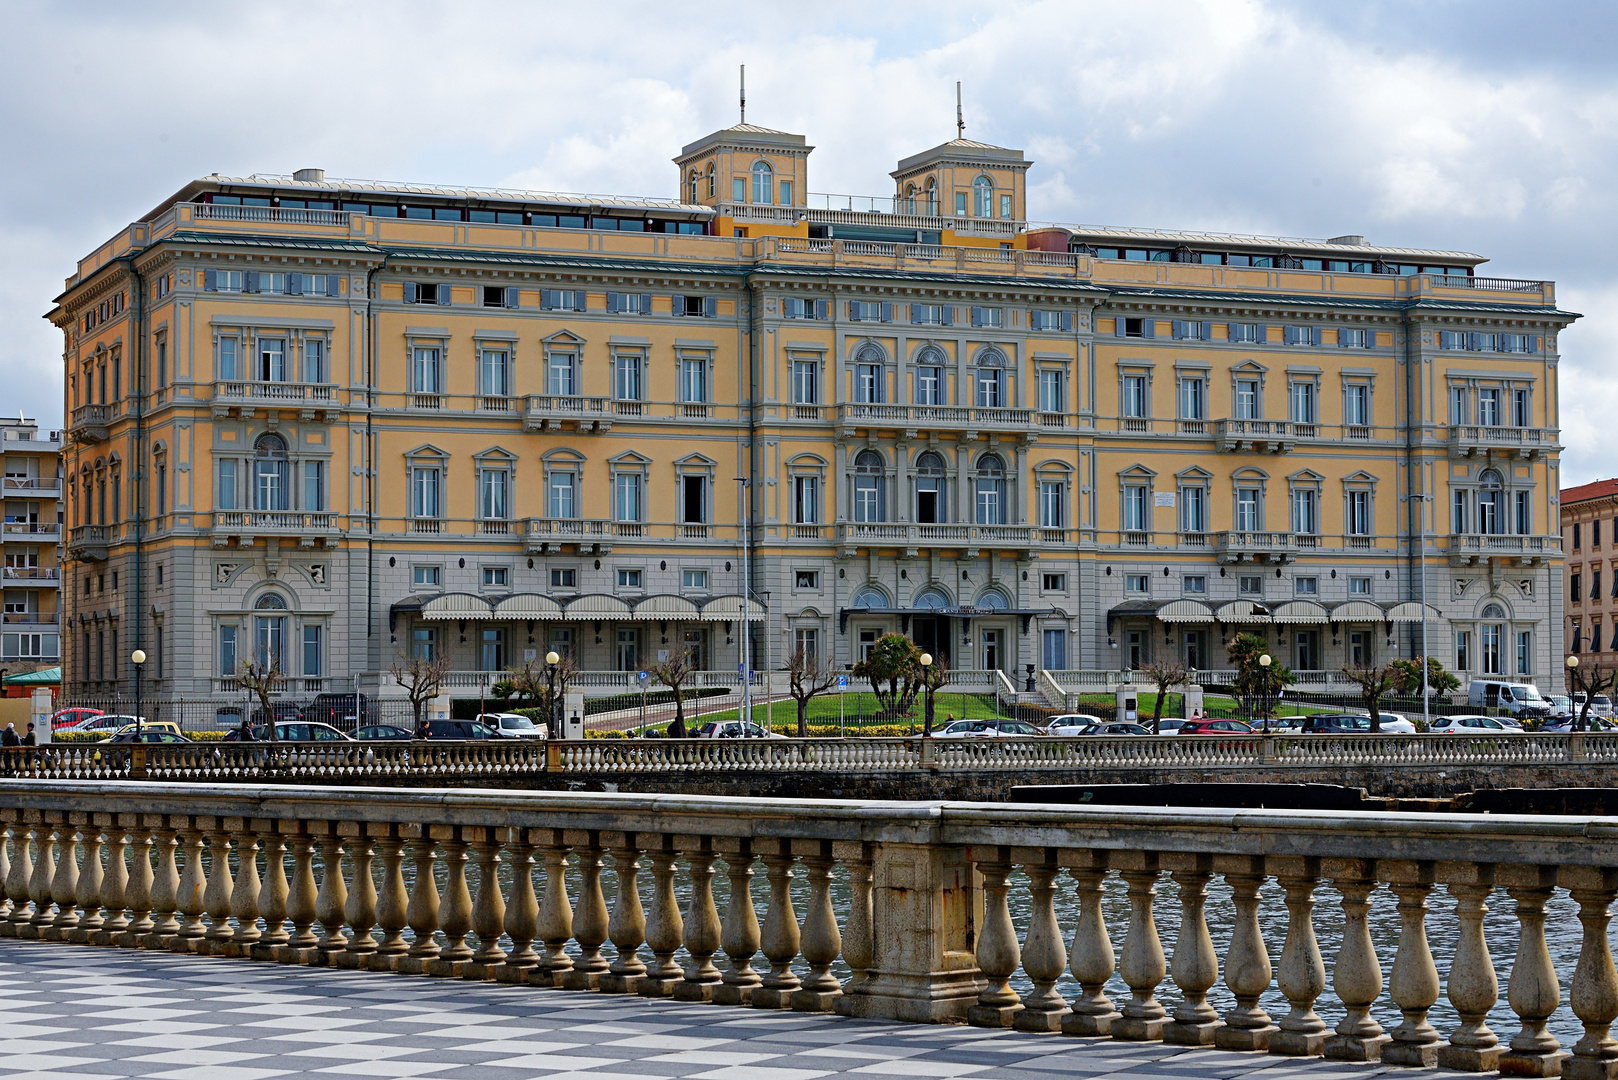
[721,191,1023,239]
[1,567,60,588]
[210,511,340,549]
[211,380,340,422]
[836,520,1058,557]
[66,524,110,561]
[1,476,63,499]
[836,403,1040,440]
[1214,530,1307,564]
[1215,419,1316,453]
[1448,532,1563,567]
[1448,424,1559,461]
[67,403,116,444]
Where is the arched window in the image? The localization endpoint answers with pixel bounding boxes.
[751,160,774,205]
[688,170,698,203]
[253,433,289,512]
[914,588,951,610]
[854,344,885,404]
[854,450,886,523]
[914,346,946,406]
[255,592,287,670]
[1478,469,1504,535]
[975,349,1006,408]
[1482,602,1506,620]
[852,587,887,609]
[976,590,1009,610]
[924,178,937,216]
[973,175,994,218]
[975,453,1007,525]
[915,450,947,524]
[706,163,715,199]
[904,183,916,213]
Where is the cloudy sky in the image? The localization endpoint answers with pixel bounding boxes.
[5,0,1614,482]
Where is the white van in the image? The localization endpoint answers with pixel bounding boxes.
[1468,680,1552,721]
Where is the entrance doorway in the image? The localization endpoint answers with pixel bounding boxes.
[616,628,638,670]
[1294,631,1318,671]
[1127,631,1143,670]
[1182,631,1203,671]
[913,616,950,666]
[981,629,1003,672]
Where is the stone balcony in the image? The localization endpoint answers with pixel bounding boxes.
[211,380,340,422]
[67,403,116,444]
[836,520,1062,557]
[210,511,340,548]
[836,403,1050,441]
[1448,424,1559,461]
[1214,419,1316,453]
[1448,532,1563,566]
[66,523,110,561]
[1214,530,1314,563]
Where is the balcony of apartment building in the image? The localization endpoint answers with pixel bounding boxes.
[1448,531,1563,567]
[834,520,1059,558]
[521,395,742,433]
[210,511,340,548]
[1,566,61,589]
[1212,530,1316,564]
[834,403,1053,440]
[66,523,112,561]
[1448,423,1559,461]
[68,401,121,444]
[1213,419,1317,453]
[2,611,59,627]
[6,518,62,543]
[3,475,63,500]
[212,378,340,422]
[433,516,745,554]
[721,191,1023,240]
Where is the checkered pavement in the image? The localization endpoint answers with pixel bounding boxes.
[0,939,1403,1079]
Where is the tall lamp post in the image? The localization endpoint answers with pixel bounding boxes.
[919,652,936,736]
[1567,654,1585,732]
[131,649,147,740]
[1258,653,1273,732]
[545,650,561,740]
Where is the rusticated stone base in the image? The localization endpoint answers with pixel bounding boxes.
[275,946,321,965]
[528,966,569,988]
[1564,1056,1618,1080]
[1013,1008,1066,1034]
[1164,1020,1223,1045]
[16,924,41,940]
[65,927,95,945]
[1439,1044,1504,1072]
[1326,1033,1391,1061]
[671,978,719,1002]
[598,972,644,995]
[167,935,205,954]
[1500,1049,1570,1077]
[459,960,504,981]
[790,988,841,1013]
[1216,1023,1277,1051]
[248,942,286,962]
[1112,1015,1167,1041]
[1062,1010,1119,1036]
[360,952,406,971]
[136,932,176,951]
[1381,1039,1441,1067]
[1270,1030,1328,1056]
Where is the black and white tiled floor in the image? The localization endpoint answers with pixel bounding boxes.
[0,940,1407,1080]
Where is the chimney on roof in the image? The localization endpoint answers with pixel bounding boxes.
[1327,234,1366,246]
[293,168,325,183]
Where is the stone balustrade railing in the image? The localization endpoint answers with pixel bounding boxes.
[2,780,1618,1074]
[5,732,1618,782]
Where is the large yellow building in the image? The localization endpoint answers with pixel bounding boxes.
[48,121,1574,703]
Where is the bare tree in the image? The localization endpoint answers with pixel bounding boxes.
[1341,663,1397,733]
[532,653,580,737]
[649,649,697,737]
[237,661,283,742]
[392,650,451,730]
[787,648,838,738]
[1142,660,1190,735]
[1568,659,1618,733]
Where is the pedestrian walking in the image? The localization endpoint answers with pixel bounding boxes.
[22,722,37,746]
[1,723,17,747]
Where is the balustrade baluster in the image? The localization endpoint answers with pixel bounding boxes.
[398,829,442,973]
[531,831,574,987]
[1113,852,1167,1041]
[1381,859,1443,1067]
[639,836,685,998]
[0,818,12,925]
[1062,852,1120,1036]
[24,817,57,937]
[1323,858,1390,1060]
[97,819,130,945]
[674,835,725,1001]
[1214,855,1275,1049]
[834,842,874,1017]
[1270,855,1327,1056]
[284,831,321,957]
[463,827,508,979]
[201,827,235,950]
[427,828,473,976]
[255,825,291,957]
[70,822,105,944]
[338,826,380,967]
[123,823,156,946]
[1163,852,1220,1045]
[714,838,761,1006]
[497,828,540,983]
[1437,862,1502,1071]
[173,821,210,948]
[228,824,263,956]
[750,840,800,1008]
[1499,866,1568,1076]
[563,831,608,989]
[1014,848,1069,1033]
[313,830,349,958]
[600,832,646,994]
[1564,867,1618,1080]
[968,845,1022,1027]
[373,830,410,965]
[4,820,33,933]
[46,820,80,939]
[792,840,844,1013]
[146,821,180,945]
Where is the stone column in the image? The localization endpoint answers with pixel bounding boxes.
[24,816,58,937]
[638,836,685,997]
[426,828,473,976]
[563,831,608,990]
[1323,858,1389,1061]
[1499,864,1567,1077]
[171,821,209,949]
[123,821,156,946]
[1433,862,1502,1071]
[714,837,761,1006]
[750,840,800,1009]
[834,841,874,1017]
[1270,855,1327,1057]
[673,835,724,1002]
[228,823,262,956]
[1215,854,1275,1050]
[600,831,646,995]
[284,830,321,957]
[1163,852,1221,1045]
[313,830,348,958]
[147,820,181,944]
[71,822,105,945]
[968,846,1023,1027]
[255,824,291,957]
[373,830,409,965]
[1381,859,1443,1067]
[201,826,235,950]
[1564,866,1618,1080]
[1113,851,1167,1041]
[791,839,844,1013]
[337,825,380,968]
[494,828,538,982]
[1014,847,1069,1033]
[463,827,508,979]
[3,819,32,933]
[1062,851,1119,1036]
[532,831,574,987]
[46,820,81,939]
[398,828,441,973]
[97,816,130,945]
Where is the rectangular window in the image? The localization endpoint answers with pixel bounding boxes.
[1228,322,1261,344]
[548,471,576,519]
[681,569,707,589]
[970,306,1004,328]
[916,366,943,406]
[1041,627,1067,669]
[955,190,968,216]
[1000,193,1013,219]
[403,282,451,305]
[673,294,717,318]
[855,363,883,404]
[538,289,587,312]
[482,566,508,588]
[1239,575,1262,596]
[1515,491,1531,535]
[1032,310,1073,332]
[1042,572,1066,591]
[1172,320,1212,341]
[1344,384,1369,426]
[1295,577,1319,595]
[1183,575,1207,594]
[795,570,819,590]
[412,565,440,588]
[1517,631,1532,674]
[1236,487,1260,531]
[781,298,828,320]
[1291,488,1318,534]
[480,628,505,672]
[479,349,510,397]
[1347,489,1371,535]
[482,285,519,309]
[792,360,819,404]
[1125,573,1150,593]
[1123,486,1148,531]
[1349,576,1371,595]
[617,568,642,589]
[1038,370,1064,414]
[1482,623,1502,675]
[410,467,441,519]
[1179,377,1206,420]
[1456,630,1471,671]
[1289,382,1317,424]
[218,337,239,381]
[910,304,952,326]
[1039,481,1064,528]
[1573,574,1583,603]
[847,300,892,323]
[794,475,819,524]
[218,625,238,676]
[1181,486,1207,533]
[1339,328,1370,348]
[1284,325,1322,347]
[780,180,793,205]
[480,469,510,521]
[1122,375,1148,418]
[1478,388,1501,426]
[301,625,321,678]
[1512,388,1531,428]
[976,366,1004,408]
[411,347,441,394]
[303,339,326,384]
[733,176,747,203]
[614,472,643,522]
[551,568,576,588]
[256,339,286,382]
[1450,386,1470,425]
[412,628,435,661]
[614,354,643,400]
[218,459,238,511]
[547,352,576,396]
[1235,379,1260,419]
[606,292,651,315]
[1575,523,1582,549]
[302,461,325,512]
[679,357,708,402]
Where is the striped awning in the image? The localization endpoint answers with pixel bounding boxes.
[1330,600,1387,623]
[1270,599,1330,624]
[1385,601,1443,623]
[421,593,494,620]
[564,594,633,620]
[1156,599,1215,624]
[493,594,564,620]
[633,594,702,618]
[700,595,765,622]
[1215,600,1272,624]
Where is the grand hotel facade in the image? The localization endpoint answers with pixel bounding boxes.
[49,119,1574,702]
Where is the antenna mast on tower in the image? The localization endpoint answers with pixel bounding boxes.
[956,81,964,138]
[740,65,746,124]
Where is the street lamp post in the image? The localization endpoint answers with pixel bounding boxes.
[545,650,561,740]
[919,652,936,736]
[1405,492,1433,732]
[1258,653,1272,732]
[131,649,148,739]
[1567,654,1584,732]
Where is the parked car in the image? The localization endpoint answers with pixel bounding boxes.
[1073,722,1151,736]
[934,718,1042,738]
[49,707,103,732]
[1178,718,1255,735]
[67,713,146,737]
[304,692,374,731]
[1547,695,1575,722]
[694,720,785,739]
[1044,714,1105,736]
[221,721,353,742]
[477,712,549,739]
[417,719,503,740]
[1300,713,1417,734]
[1540,715,1618,732]
[1429,714,1520,734]
[250,702,306,726]
[105,729,192,744]
[1467,680,1552,721]
[1573,693,1615,718]
[354,724,415,741]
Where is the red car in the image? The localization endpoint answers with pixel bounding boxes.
[49,707,103,732]
[1177,718,1255,735]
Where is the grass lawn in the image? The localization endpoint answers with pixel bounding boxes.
[692,690,1006,735]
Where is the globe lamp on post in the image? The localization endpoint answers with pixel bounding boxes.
[545,650,561,740]
[131,649,148,739]
[920,652,935,737]
[1258,653,1273,733]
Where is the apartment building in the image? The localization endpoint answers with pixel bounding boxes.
[47,119,1575,702]
[0,417,63,677]
[1562,478,1618,668]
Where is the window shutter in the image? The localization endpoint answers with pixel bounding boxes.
[704,296,717,318]
[671,294,685,317]
[1141,318,1155,338]
[244,271,260,294]
[328,275,341,297]
[1061,312,1073,333]
[1311,327,1323,346]
[606,292,620,313]
[506,287,519,309]
[204,270,217,291]
[1531,334,1542,353]
[1200,320,1212,340]
[846,301,858,322]
[286,272,303,296]
[574,291,588,311]
[438,283,453,306]
[1115,317,1126,337]
[942,306,954,326]
[1338,327,1350,348]
[971,306,983,328]
[1227,322,1241,341]
[1172,319,1186,339]
[910,304,922,325]
[540,288,553,309]
[815,299,828,320]
[880,302,892,323]
[640,293,651,314]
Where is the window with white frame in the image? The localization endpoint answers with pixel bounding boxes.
[1184,575,1207,594]
[1477,468,1505,535]
[1038,369,1064,414]
[613,470,644,522]
[795,627,819,661]
[973,175,993,217]
[914,451,946,523]
[1122,483,1149,531]
[1179,375,1206,420]
[853,450,885,522]
[253,434,290,511]
[682,569,707,589]
[1122,374,1148,418]
[679,356,708,402]
[479,465,510,522]
[617,567,642,589]
[916,364,943,406]
[551,568,576,588]
[1180,483,1207,533]
[792,359,819,404]
[1125,573,1149,593]
[1290,485,1319,534]
[795,570,819,590]
[302,461,325,512]
[547,349,577,396]
[976,352,1006,408]
[303,338,327,383]
[1039,479,1065,528]
[1478,387,1501,426]
[478,347,510,398]
[970,306,1004,328]
[1512,388,1531,427]
[793,474,819,524]
[1344,383,1370,426]
[1295,576,1318,595]
[411,345,442,394]
[218,336,240,381]
[412,565,440,588]
[975,454,1007,525]
[217,458,238,511]
[1347,488,1371,535]
[548,464,577,518]
[1517,630,1532,674]
[1449,385,1469,425]
[1289,380,1317,424]
[614,352,644,401]
[1235,484,1261,531]
[1481,621,1502,674]
[751,160,773,204]
[482,566,508,588]
[1235,377,1260,419]
[854,357,883,403]
[411,465,441,519]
